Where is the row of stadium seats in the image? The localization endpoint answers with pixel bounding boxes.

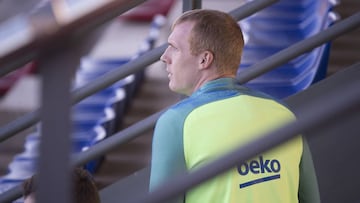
[0,14,166,202]
[238,0,339,99]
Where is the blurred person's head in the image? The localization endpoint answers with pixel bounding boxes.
[23,167,101,203]
[23,175,36,203]
[160,9,244,95]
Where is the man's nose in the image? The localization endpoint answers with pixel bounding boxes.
[160,52,168,64]
[160,46,171,64]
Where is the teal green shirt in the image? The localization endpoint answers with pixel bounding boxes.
[150,78,320,203]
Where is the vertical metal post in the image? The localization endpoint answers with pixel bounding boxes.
[183,0,202,12]
[37,49,78,203]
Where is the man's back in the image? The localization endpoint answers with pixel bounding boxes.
[151,78,310,202]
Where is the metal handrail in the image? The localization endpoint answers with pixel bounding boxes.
[0,0,280,202]
[126,63,360,203]
[0,1,358,202]
[2,10,359,202]
[0,0,147,77]
[229,0,276,19]
[236,12,360,84]
[0,0,279,143]
[0,9,359,144]
[74,12,360,203]
[74,8,360,166]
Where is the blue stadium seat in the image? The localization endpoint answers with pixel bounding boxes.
[72,125,107,173]
[78,58,136,106]
[237,0,339,99]
[75,66,129,129]
[73,97,118,136]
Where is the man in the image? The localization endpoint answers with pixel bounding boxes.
[23,167,101,203]
[149,9,320,203]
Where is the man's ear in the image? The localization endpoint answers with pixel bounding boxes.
[199,51,214,69]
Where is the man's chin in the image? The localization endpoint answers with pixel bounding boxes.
[169,84,176,92]
[169,84,180,93]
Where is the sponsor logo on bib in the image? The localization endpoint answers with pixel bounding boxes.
[237,156,281,188]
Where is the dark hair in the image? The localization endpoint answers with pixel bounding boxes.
[23,167,101,203]
[173,9,244,74]
[23,174,36,198]
[73,167,101,203]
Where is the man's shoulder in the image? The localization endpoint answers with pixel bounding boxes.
[162,98,195,118]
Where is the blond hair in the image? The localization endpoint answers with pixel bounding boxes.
[173,9,244,74]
